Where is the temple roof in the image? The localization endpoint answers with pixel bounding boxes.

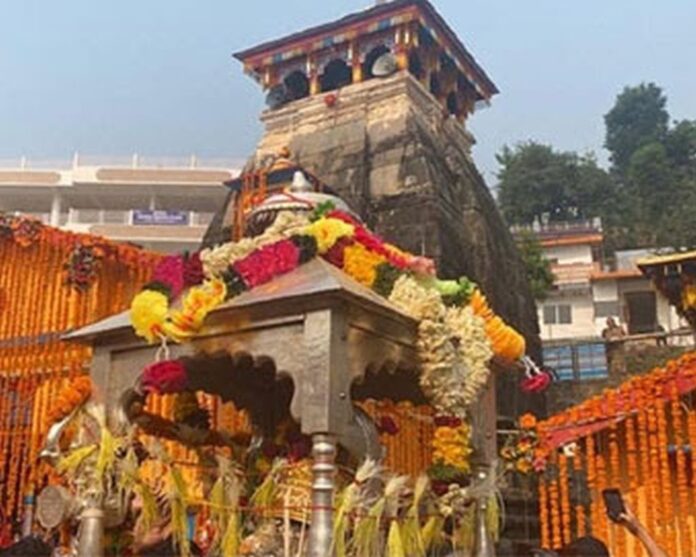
[234,0,498,98]
[637,249,696,269]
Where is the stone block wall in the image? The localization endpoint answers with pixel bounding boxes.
[206,71,544,418]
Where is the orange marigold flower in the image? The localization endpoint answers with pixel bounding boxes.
[519,413,537,430]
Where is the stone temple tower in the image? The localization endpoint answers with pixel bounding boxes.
[205,0,543,421]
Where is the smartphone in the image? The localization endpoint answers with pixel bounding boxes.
[602,488,626,522]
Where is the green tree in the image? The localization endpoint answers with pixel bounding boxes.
[664,119,696,176]
[496,141,615,225]
[604,83,669,175]
[516,231,555,301]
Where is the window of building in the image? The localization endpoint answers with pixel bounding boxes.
[543,345,574,381]
[543,304,572,325]
[558,305,572,324]
[594,301,620,319]
[543,342,609,382]
[576,343,608,380]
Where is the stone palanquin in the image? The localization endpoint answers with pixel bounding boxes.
[205,0,542,423]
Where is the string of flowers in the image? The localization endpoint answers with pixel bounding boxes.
[671,387,692,556]
[45,375,93,426]
[0,216,160,519]
[131,208,527,420]
[558,453,571,546]
[538,478,550,548]
[655,400,676,557]
[429,416,472,488]
[572,450,586,539]
[500,413,539,474]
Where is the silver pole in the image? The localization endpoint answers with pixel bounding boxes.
[77,507,105,557]
[307,433,336,557]
[474,496,496,557]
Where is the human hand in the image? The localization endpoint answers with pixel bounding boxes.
[618,505,641,535]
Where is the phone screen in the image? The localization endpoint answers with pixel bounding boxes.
[602,488,626,522]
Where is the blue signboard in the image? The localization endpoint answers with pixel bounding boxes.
[132,210,189,226]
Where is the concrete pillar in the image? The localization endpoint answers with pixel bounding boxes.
[50,192,62,227]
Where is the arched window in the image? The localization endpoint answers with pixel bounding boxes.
[429,73,441,98]
[363,45,390,79]
[320,59,352,92]
[283,70,310,101]
[418,26,435,49]
[439,52,456,73]
[446,91,459,116]
[408,51,423,80]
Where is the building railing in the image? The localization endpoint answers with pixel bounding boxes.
[0,154,245,170]
[511,218,603,236]
[543,329,695,382]
[19,210,216,228]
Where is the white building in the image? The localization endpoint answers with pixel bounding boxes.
[514,220,688,380]
[525,220,683,341]
[0,155,240,253]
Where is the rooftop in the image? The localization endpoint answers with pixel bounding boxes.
[234,0,497,99]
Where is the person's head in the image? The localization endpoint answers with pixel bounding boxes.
[560,536,610,557]
[605,317,617,328]
[0,536,52,557]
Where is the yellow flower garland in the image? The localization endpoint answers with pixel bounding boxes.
[342,243,387,287]
[432,422,472,473]
[131,290,170,343]
[303,218,354,254]
[164,279,227,342]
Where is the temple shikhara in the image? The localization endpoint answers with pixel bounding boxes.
[0,2,694,557]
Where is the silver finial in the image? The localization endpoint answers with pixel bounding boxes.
[290,171,313,193]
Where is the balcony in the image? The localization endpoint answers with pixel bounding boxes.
[551,262,600,286]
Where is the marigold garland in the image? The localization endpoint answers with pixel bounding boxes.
[129,210,529,421]
[430,417,472,476]
[0,213,160,519]
[528,353,696,554]
[46,375,93,426]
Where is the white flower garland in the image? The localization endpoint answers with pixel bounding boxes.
[389,276,492,417]
[200,211,310,277]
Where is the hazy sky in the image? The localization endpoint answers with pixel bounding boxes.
[1,1,695,182]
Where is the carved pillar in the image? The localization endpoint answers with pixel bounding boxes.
[394,24,409,70]
[308,55,320,96]
[307,433,337,557]
[350,41,362,84]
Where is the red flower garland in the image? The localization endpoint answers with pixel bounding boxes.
[232,239,300,288]
[152,255,186,298]
[141,360,188,394]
